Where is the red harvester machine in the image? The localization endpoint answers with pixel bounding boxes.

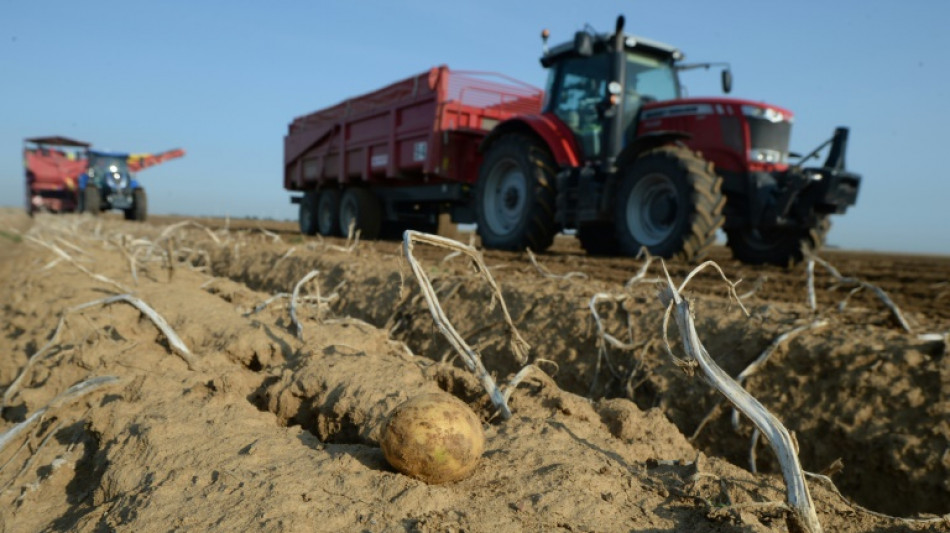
[285,16,860,265]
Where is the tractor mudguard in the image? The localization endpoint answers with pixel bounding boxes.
[615,130,692,171]
[480,114,581,167]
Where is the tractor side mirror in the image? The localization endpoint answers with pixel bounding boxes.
[721,69,733,94]
[574,31,594,57]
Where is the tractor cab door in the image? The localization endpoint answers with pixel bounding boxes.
[546,54,610,162]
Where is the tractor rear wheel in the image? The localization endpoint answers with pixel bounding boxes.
[614,146,724,260]
[339,188,382,239]
[317,189,341,237]
[475,134,557,252]
[725,216,830,267]
[299,190,319,235]
[81,187,101,216]
[124,188,147,221]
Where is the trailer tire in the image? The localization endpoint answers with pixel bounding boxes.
[340,188,382,240]
[475,134,557,252]
[81,187,101,216]
[726,216,830,267]
[124,188,147,221]
[317,189,342,237]
[614,146,724,261]
[299,190,320,235]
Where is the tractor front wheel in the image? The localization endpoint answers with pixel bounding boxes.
[81,187,101,216]
[475,134,557,252]
[124,188,147,221]
[614,146,724,261]
[725,216,830,267]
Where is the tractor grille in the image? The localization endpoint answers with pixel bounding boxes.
[748,117,791,154]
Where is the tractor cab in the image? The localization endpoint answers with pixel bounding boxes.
[541,27,690,164]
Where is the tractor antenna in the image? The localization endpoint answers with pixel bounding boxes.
[541,28,550,54]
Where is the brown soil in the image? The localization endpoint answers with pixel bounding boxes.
[1,208,948,532]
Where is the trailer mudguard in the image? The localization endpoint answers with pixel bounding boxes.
[480,114,581,167]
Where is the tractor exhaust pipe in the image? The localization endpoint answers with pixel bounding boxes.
[605,15,626,171]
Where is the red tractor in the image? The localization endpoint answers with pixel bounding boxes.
[478,16,859,265]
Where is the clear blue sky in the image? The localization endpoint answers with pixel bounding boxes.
[2,1,948,254]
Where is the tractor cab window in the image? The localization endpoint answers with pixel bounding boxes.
[625,53,678,102]
[622,53,679,137]
[548,54,611,160]
[88,156,130,187]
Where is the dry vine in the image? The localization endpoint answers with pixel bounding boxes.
[658,261,822,533]
[402,230,532,419]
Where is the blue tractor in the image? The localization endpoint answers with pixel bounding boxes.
[78,150,148,220]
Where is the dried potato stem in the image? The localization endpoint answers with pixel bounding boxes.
[2,294,196,409]
[158,220,222,245]
[526,248,587,280]
[659,263,822,533]
[402,231,532,419]
[26,236,132,293]
[0,376,120,459]
[805,251,912,332]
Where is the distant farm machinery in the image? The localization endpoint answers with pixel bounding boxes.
[24,135,185,221]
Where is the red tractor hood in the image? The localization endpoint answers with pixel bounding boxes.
[641,97,794,123]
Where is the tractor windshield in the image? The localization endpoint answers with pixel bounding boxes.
[546,50,679,160]
[89,156,129,177]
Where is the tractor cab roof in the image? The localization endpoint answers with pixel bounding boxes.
[24,136,91,148]
[541,32,683,68]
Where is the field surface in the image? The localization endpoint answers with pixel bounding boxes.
[1,208,948,532]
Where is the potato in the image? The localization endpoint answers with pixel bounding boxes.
[380,392,485,484]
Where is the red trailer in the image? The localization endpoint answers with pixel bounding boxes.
[284,65,543,237]
[24,136,91,214]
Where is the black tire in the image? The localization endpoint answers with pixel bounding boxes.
[81,187,101,215]
[475,134,557,252]
[124,188,147,221]
[339,188,382,239]
[317,188,341,237]
[577,223,621,256]
[298,190,319,235]
[613,146,724,261]
[726,216,830,267]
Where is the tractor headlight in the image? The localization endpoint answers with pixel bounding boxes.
[749,148,787,164]
[110,172,129,189]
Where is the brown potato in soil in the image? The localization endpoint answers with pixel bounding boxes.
[380,392,485,484]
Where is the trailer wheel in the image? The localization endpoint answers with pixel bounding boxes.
[317,189,342,237]
[298,190,320,235]
[339,188,382,239]
[475,134,557,252]
[614,146,724,260]
[577,223,621,256]
[81,187,101,216]
[124,188,147,221]
[726,216,830,267]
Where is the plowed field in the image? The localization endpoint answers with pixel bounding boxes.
[1,208,948,532]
